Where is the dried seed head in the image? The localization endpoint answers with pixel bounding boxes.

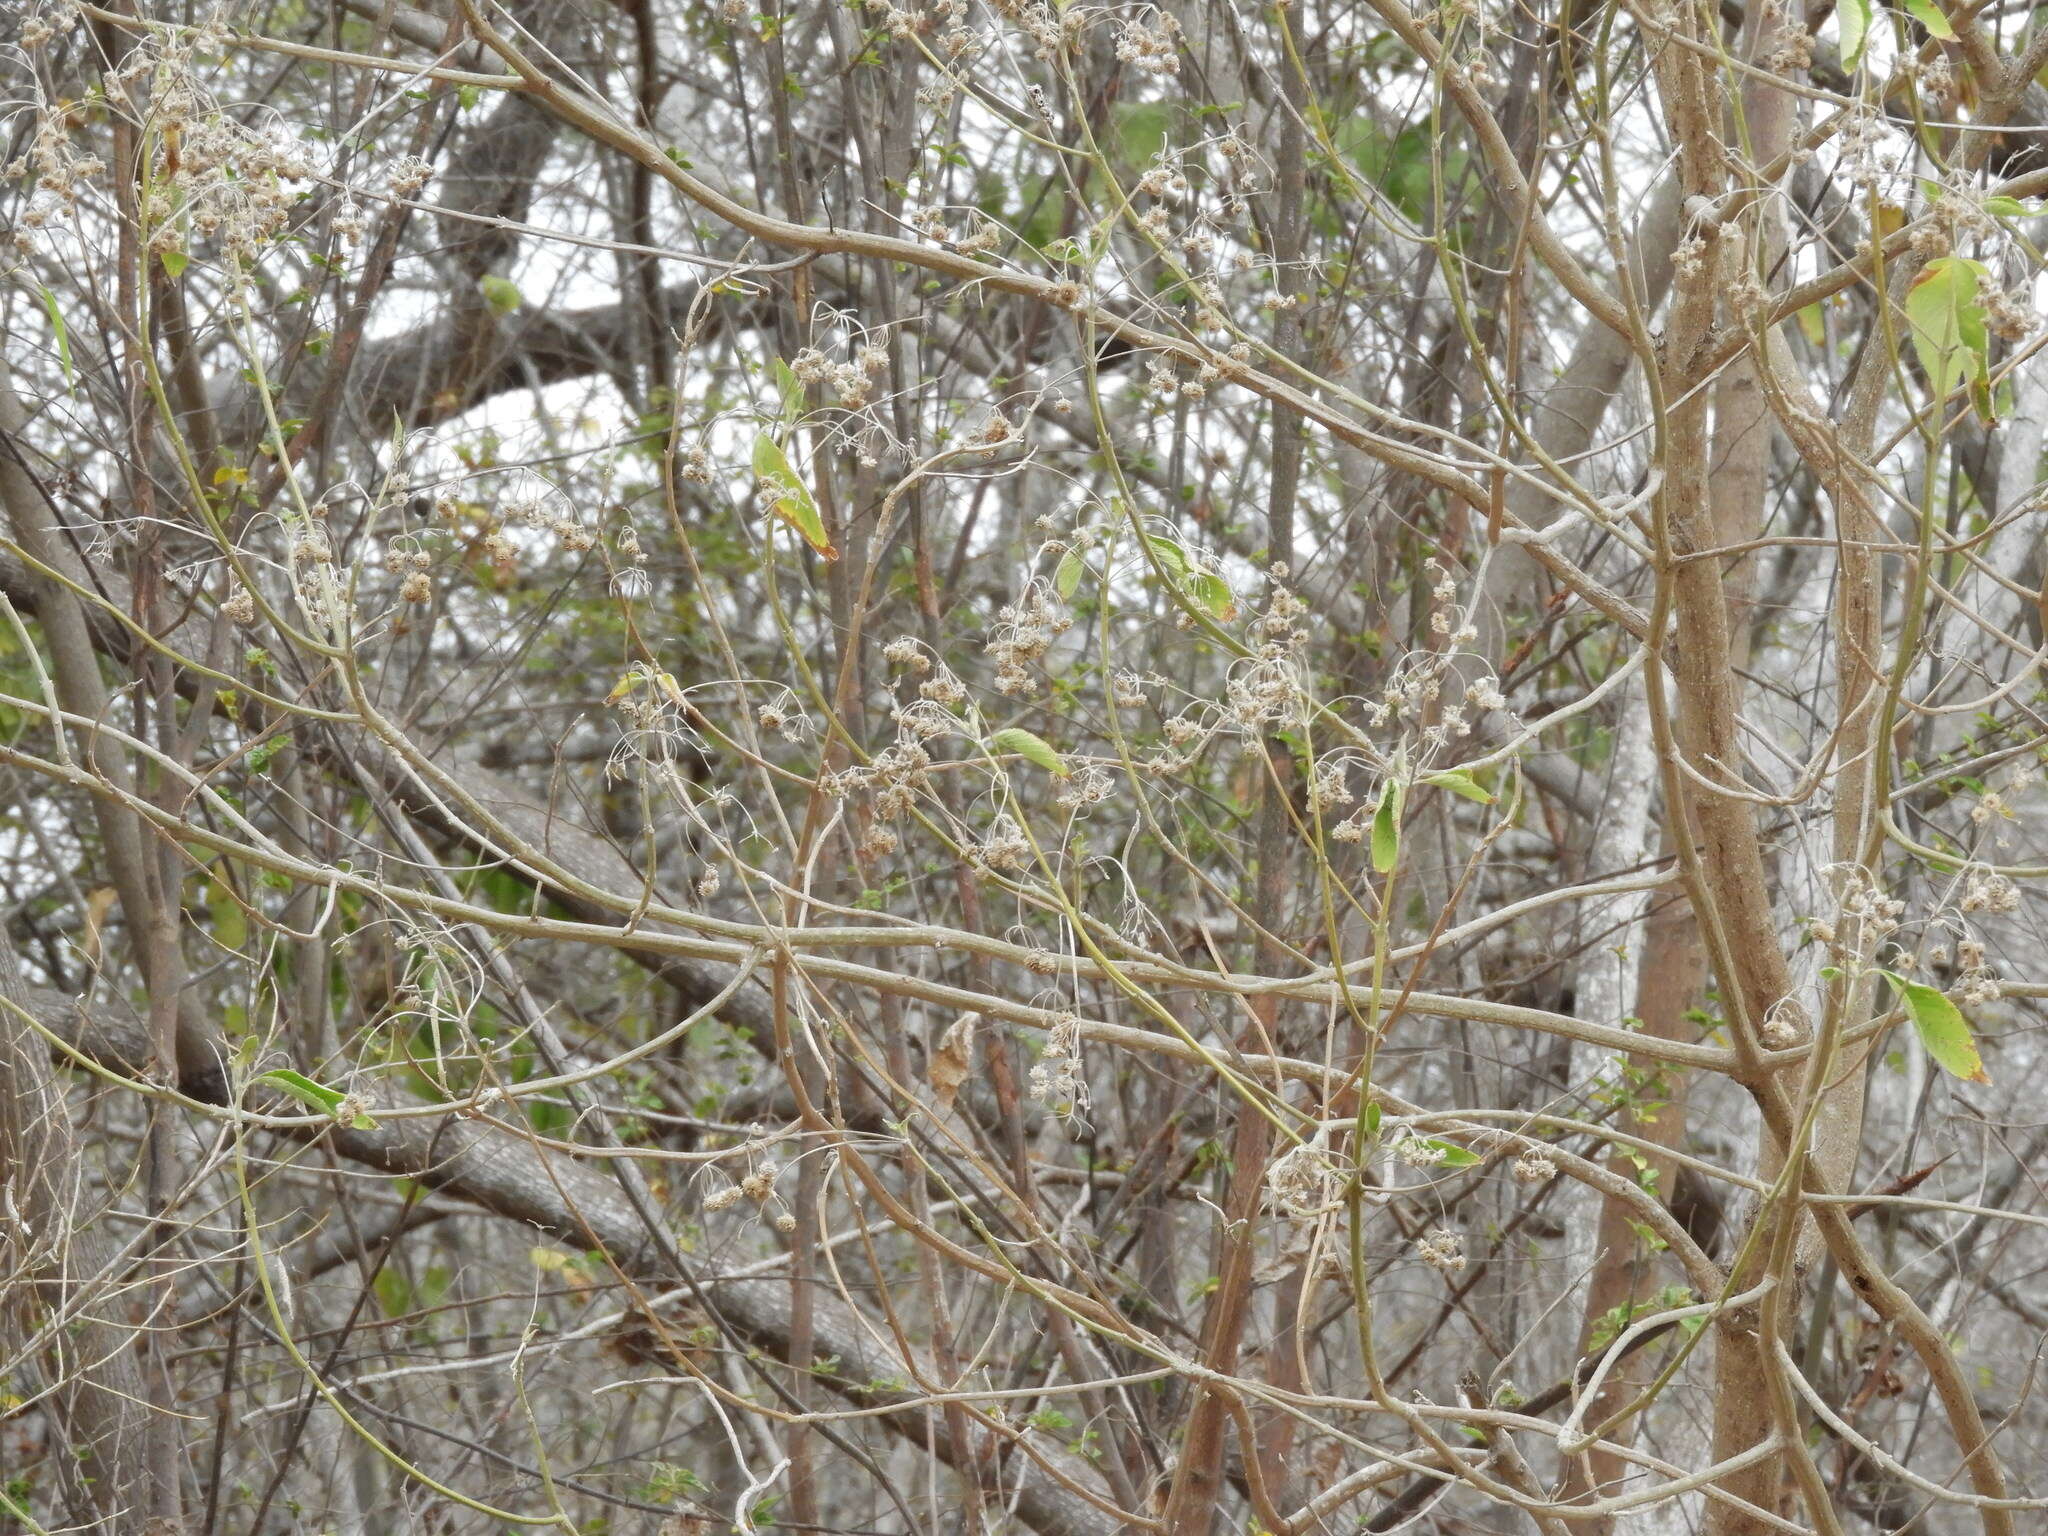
[1416,1228,1465,1272]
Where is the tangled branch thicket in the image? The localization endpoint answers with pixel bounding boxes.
[5,0,2048,1531]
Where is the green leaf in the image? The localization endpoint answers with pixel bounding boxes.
[373,1266,412,1317]
[1880,970,1989,1084]
[258,1068,379,1127]
[1899,0,1955,38]
[208,879,248,952]
[1984,195,2032,219]
[260,1066,341,1112]
[1371,780,1404,874]
[1055,550,1084,601]
[39,285,73,391]
[1113,101,1173,168]
[1424,768,1494,804]
[1143,534,1189,579]
[160,247,189,279]
[479,274,522,314]
[1905,256,1993,421]
[752,433,837,559]
[772,358,805,425]
[989,727,1068,777]
[1839,0,1872,64]
[1422,1138,1481,1168]
[1364,1101,1382,1138]
[1187,569,1238,621]
[1336,118,1442,221]
[1141,535,1235,620]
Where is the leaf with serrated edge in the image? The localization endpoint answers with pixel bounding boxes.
[1144,535,1189,579]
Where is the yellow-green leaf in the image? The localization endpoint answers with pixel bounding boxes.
[772,358,805,425]
[1055,550,1084,601]
[1372,780,1404,874]
[1187,569,1238,621]
[752,433,838,560]
[1839,0,1872,63]
[1899,0,1954,38]
[479,273,522,314]
[208,879,248,951]
[39,284,73,390]
[990,727,1068,777]
[1905,256,1992,421]
[1880,970,1989,1084]
[1424,768,1494,804]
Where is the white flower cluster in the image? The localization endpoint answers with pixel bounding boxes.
[1307,759,1355,814]
[975,816,1032,874]
[1961,868,2020,914]
[1809,868,1905,948]
[1416,1227,1466,1272]
[790,340,893,409]
[1267,1134,1346,1218]
[985,580,1074,697]
[1028,1010,1088,1116]
[1396,1135,1448,1168]
[136,52,316,267]
[1114,11,1181,75]
[1223,654,1307,734]
[704,1161,796,1231]
[1759,997,1810,1051]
